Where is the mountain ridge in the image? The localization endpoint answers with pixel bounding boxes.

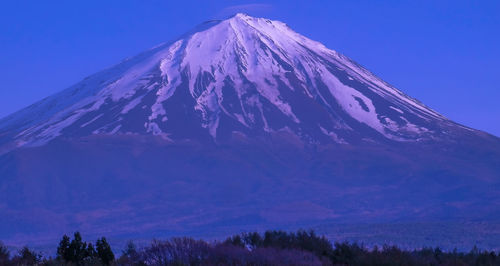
[0,13,484,155]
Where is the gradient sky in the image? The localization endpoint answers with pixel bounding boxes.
[0,0,499,136]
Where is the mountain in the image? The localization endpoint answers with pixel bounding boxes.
[0,14,499,249]
[0,13,474,150]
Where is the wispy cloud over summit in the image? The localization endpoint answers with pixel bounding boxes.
[216,3,273,18]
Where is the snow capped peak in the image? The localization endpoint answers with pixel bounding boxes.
[231,12,252,19]
[0,14,461,154]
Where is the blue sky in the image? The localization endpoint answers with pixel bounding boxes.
[0,0,499,136]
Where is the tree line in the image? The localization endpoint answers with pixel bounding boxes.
[1,229,499,265]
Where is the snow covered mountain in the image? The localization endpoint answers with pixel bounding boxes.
[0,13,474,154]
[0,14,499,248]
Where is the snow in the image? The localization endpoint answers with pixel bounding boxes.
[149,40,185,122]
[319,126,347,144]
[109,124,121,134]
[80,114,104,128]
[389,106,404,114]
[317,65,385,134]
[1,13,459,151]
[328,54,445,121]
[121,96,144,114]
[180,14,300,124]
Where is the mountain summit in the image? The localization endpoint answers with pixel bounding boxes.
[0,14,499,248]
[0,14,472,154]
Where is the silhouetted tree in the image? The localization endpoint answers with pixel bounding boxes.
[223,234,244,247]
[122,240,137,258]
[242,232,263,249]
[69,232,88,263]
[142,237,210,265]
[5,229,500,265]
[11,246,42,265]
[0,241,10,265]
[86,242,97,259]
[56,232,104,265]
[117,240,142,265]
[96,237,114,265]
[56,234,71,261]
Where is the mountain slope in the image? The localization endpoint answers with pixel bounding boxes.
[0,13,480,154]
[0,14,499,248]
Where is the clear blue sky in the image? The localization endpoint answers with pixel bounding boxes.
[1,0,499,136]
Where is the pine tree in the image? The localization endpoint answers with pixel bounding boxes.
[56,234,71,261]
[0,241,10,264]
[96,237,115,265]
[69,232,88,263]
[86,242,97,258]
[14,246,42,265]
